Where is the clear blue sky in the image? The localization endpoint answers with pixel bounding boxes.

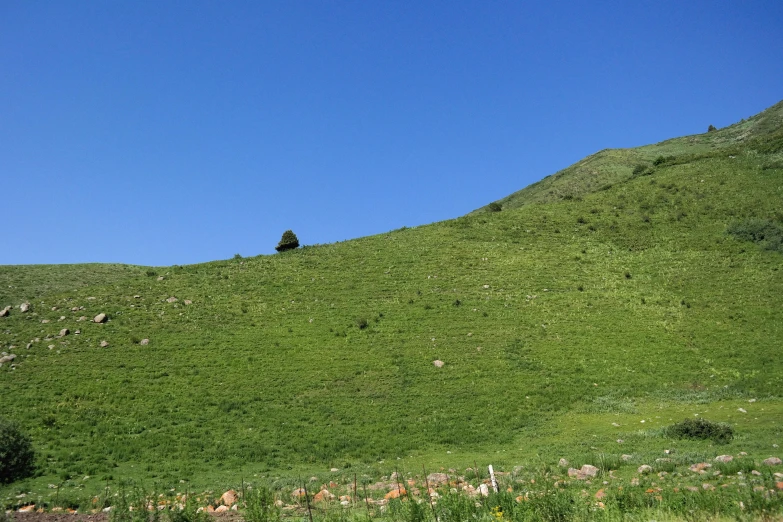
[2,1,782,266]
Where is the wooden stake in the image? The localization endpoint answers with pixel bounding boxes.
[423,466,436,518]
[488,465,498,493]
[303,482,314,522]
[363,482,372,519]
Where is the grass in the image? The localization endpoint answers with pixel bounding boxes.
[1,100,782,518]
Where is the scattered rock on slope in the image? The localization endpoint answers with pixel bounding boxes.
[0,306,11,317]
[93,313,107,323]
[20,303,30,312]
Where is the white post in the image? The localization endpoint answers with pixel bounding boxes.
[488,465,498,493]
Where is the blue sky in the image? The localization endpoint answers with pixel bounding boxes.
[2,1,782,266]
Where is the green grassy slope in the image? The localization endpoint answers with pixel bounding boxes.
[1,101,782,502]
[477,100,783,212]
[0,264,151,305]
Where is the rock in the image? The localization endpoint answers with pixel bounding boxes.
[157,276,165,281]
[231,505,237,511]
[214,505,228,513]
[384,487,406,500]
[715,455,733,463]
[0,354,16,364]
[291,488,306,500]
[763,457,782,466]
[184,300,192,305]
[166,297,178,303]
[313,490,334,503]
[427,473,449,485]
[558,458,569,467]
[568,465,598,480]
[329,467,339,472]
[18,505,35,513]
[690,463,712,473]
[477,484,489,497]
[433,359,445,368]
[206,505,215,513]
[41,319,50,324]
[140,339,149,345]
[93,313,107,323]
[621,454,633,461]
[58,316,66,321]
[0,306,10,317]
[134,295,141,299]
[219,490,237,506]
[738,408,747,413]
[20,303,30,312]
[100,341,109,348]
[59,328,69,337]
[580,464,599,477]
[637,465,653,474]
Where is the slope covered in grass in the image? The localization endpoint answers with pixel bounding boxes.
[0,264,151,305]
[478,100,783,212]
[1,101,782,502]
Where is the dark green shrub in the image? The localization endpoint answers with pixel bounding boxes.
[355,317,368,330]
[708,124,717,132]
[727,218,783,252]
[275,230,300,252]
[0,417,35,484]
[652,155,676,166]
[488,202,502,212]
[665,418,733,444]
[632,164,650,177]
[244,487,281,522]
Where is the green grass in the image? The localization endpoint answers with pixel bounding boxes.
[1,100,782,518]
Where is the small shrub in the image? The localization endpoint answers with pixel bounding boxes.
[708,124,717,132]
[632,164,652,177]
[0,417,35,484]
[145,270,157,277]
[244,486,281,522]
[275,230,300,252]
[355,317,368,330]
[234,253,242,260]
[652,155,676,166]
[727,218,783,252]
[488,202,502,212]
[665,418,733,444]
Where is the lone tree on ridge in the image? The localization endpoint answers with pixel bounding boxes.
[275,230,300,252]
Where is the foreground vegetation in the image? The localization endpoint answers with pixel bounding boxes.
[1,101,782,518]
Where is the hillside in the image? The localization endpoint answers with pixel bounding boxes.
[477,100,783,212]
[1,101,782,511]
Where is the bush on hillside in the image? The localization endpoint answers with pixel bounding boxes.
[665,418,733,444]
[0,417,35,484]
[275,230,300,252]
[632,164,652,177]
[708,124,717,132]
[727,218,783,253]
[488,202,502,212]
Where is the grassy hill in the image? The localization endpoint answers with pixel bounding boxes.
[1,101,782,517]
